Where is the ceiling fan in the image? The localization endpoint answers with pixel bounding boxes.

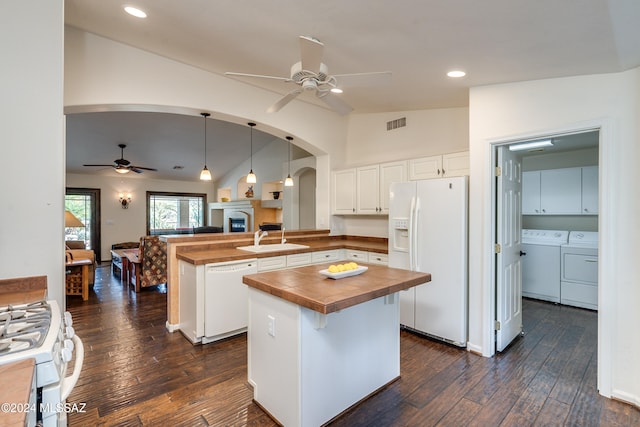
[225,35,392,115]
[83,143,157,174]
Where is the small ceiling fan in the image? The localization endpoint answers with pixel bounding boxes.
[225,35,392,115]
[83,143,157,174]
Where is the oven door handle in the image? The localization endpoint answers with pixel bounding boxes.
[61,334,85,401]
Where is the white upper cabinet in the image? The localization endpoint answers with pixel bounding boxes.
[356,164,380,214]
[409,151,469,180]
[581,166,598,214]
[334,160,407,215]
[522,166,598,215]
[379,161,407,214]
[408,155,442,180]
[522,171,541,214]
[332,169,357,214]
[540,168,582,214]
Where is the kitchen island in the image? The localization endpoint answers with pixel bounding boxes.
[242,263,430,427]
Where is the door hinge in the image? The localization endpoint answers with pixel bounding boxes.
[495,243,501,254]
[495,320,501,331]
[495,166,502,177]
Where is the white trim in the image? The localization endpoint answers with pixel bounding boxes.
[482,118,611,398]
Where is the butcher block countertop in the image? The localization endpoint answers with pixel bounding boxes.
[243,263,431,314]
[0,358,35,426]
[175,234,388,265]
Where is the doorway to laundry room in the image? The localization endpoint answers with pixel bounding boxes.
[493,129,599,353]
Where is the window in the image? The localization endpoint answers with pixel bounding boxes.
[147,191,207,235]
[66,188,102,262]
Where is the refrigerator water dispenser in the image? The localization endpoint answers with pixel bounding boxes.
[391,218,410,252]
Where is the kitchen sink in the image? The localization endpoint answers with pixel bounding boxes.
[236,243,310,253]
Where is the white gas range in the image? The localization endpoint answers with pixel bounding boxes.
[0,300,84,426]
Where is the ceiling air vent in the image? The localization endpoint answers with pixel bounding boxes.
[386,117,406,131]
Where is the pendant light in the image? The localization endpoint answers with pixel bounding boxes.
[284,136,294,187]
[199,112,212,181]
[246,122,257,184]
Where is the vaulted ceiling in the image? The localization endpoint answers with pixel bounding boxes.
[64,0,640,181]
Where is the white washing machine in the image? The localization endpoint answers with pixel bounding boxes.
[561,231,598,310]
[521,229,569,303]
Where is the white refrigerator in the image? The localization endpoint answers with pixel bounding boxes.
[388,177,468,347]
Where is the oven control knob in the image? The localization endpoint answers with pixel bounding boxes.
[64,338,74,353]
[64,311,73,326]
[65,325,75,338]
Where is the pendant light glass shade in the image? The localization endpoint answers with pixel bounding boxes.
[284,136,294,187]
[200,112,212,181]
[246,122,257,183]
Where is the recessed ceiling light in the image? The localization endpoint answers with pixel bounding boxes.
[124,6,147,18]
[447,70,466,78]
[330,87,343,94]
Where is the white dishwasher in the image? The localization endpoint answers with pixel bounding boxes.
[203,258,257,343]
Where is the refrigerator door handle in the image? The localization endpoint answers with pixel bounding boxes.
[409,196,416,271]
[413,197,421,271]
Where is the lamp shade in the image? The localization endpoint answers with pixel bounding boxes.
[65,210,84,227]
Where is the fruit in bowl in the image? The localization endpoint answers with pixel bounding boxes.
[328,262,358,273]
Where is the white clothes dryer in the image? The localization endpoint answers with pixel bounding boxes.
[521,229,569,303]
[561,231,598,310]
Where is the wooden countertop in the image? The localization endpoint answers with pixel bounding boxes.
[176,237,388,265]
[243,263,431,314]
[0,358,35,426]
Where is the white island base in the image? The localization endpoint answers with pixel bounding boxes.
[248,287,400,427]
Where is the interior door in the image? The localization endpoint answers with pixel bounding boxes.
[496,146,523,351]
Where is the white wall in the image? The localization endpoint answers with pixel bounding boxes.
[215,138,288,200]
[66,173,215,260]
[345,107,469,167]
[468,70,640,405]
[336,107,469,237]
[0,1,65,307]
[64,26,348,235]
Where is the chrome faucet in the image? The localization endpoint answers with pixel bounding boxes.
[281,227,286,244]
[254,229,268,246]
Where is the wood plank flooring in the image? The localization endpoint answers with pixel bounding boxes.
[65,265,639,426]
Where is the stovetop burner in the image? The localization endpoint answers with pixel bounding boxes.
[0,300,51,356]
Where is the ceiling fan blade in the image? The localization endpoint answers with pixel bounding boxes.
[316,91,353,115]
[267,89,303,113]
[225,71,292,83]
[130,166,157,171]
[332,71,392,88]
[130,168,144,174]
[83,164,115,167]
[299,36,324,73]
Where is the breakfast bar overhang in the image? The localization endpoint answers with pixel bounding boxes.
[242,263,431,427]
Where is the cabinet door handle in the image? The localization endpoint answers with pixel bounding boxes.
[442,168,446,175]
[437,169,441,175]
[584,259,598,263]
[520,251,527,256]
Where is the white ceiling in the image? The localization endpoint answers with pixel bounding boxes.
[64,0,640,181]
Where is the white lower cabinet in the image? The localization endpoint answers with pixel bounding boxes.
[311,249,343,264]
[258,256,287,271]
[287,252,312,267]
[367,252,388,265]
[345,249,369,262]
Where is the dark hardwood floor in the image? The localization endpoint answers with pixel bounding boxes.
[65,265,639,426]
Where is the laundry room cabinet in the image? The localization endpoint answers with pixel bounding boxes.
[523,167,596,215]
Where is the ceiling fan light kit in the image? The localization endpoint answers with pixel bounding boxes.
[200,112,212,181]
[225,35,391,115]
[83,143,158,174]
[246,122,257,184]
